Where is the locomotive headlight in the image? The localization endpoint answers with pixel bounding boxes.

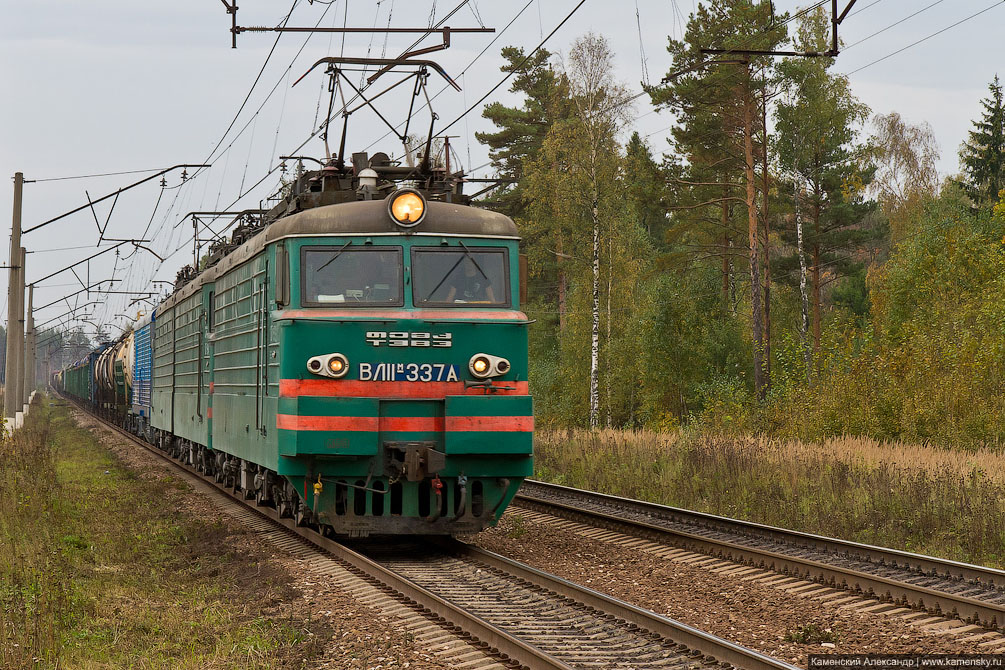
[307,357,323,374]
[388,189,426,227]
[470,353,510,379]
[326,353,349,378]
[470,355,491,378]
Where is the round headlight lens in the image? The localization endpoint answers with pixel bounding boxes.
[307,358,323,373]
[470,355,491,378]
[389,190,425,226]
[327,354,348,378]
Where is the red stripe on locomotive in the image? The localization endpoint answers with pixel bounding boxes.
[279,379,530,399]
[445,416,534,432]
[276,414,532,432]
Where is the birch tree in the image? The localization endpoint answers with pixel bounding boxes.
[870,112,939,241]
[562,33,632,427]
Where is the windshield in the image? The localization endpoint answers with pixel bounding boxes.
[301,246,403,306]
[412,248,508,306]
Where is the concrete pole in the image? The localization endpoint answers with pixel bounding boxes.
[4,173,22,420]
[15,247,25,412]
[24,283,34,407]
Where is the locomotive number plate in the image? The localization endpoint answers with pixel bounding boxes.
[359,362,460,382]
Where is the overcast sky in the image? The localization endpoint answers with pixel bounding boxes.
[0,0,1000,338]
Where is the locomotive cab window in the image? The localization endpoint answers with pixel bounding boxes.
[301,246,403,306]
[412,247,509,306]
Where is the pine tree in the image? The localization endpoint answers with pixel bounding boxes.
[773,7,879,364]
[960,75,1005,208]
[649,0,785,401]
[476,46,574,329]
[476,47,568,218]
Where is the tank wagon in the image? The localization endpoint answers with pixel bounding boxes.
[58,153,533,537]
[94,333,133,419]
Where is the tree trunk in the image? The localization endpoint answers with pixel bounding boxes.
[721,197,730,311]
[812,241,821,355]
[557,235,567,332]
[743,66,766,402]
[728,238,736,313]
[811,175,823,356]
[589,151,601,428]
[795,180,812,384]
[605,231,612,428]
[760,83,771,392]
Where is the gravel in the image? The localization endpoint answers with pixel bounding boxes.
[473,511,999,666]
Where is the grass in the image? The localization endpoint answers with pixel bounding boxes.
[533,429,1005,568]
[0,398,328,669]
[784,624,838,645]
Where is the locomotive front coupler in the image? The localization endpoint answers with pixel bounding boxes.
[383,440,445,482]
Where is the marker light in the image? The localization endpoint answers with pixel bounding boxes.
[307,357,323,373]
[327,354,348,378]
[388,189,426,227]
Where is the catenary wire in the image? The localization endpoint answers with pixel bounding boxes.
[846,1,1005,75]
[843,0,948,50]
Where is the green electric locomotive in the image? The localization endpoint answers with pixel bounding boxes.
[150,153,532,536]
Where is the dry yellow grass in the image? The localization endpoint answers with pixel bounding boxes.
[533,429,1005,567]
[540,429,1005,483]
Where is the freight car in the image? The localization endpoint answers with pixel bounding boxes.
[58,154,533,537]
[94,332,133,419]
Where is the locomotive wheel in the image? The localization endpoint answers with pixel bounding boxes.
[254,486,270,507]
[253,472,271,506]
[295,503,314,528]
[276,483,296,518]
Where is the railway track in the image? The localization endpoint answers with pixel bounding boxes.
[62,398,799,670]
[513,480,1005,633]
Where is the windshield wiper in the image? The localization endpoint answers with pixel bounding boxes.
[422,242,490,303]
[458,240,489,279]
[423,254,466,303]
[315,241,352,273]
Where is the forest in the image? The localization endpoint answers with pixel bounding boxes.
[477,2,1005,449]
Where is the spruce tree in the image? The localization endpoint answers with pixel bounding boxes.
[623,132,668,249]
[960,75,1005,207]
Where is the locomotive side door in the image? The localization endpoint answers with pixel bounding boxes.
[201,285,215,449]
[254,261,269,435]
